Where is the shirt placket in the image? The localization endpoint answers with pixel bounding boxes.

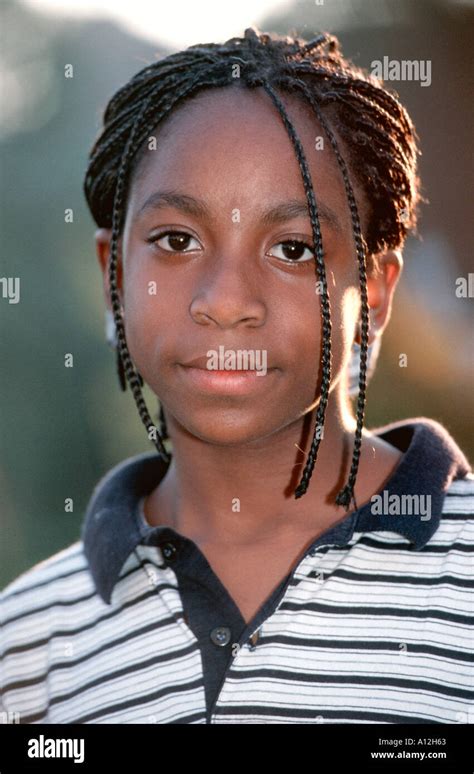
[208,543,333,723]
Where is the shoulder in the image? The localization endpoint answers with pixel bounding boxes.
[1,540,88,602]
[441,472,474,517]
[434,472,474,546]
[0,541,96,653]
[0,541,111,721]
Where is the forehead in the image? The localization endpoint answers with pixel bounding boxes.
[128,84,368,237]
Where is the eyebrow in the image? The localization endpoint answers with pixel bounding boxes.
[136,189,342,234]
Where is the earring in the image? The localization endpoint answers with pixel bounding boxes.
[104,309,143,392]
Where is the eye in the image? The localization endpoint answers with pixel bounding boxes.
[147,230,201,253]
[267,239,318,265]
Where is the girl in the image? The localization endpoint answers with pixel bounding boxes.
[1,27,472,725]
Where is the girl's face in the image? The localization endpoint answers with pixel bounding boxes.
[100,85,396,446]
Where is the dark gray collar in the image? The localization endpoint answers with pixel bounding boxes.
[81,418,471,604]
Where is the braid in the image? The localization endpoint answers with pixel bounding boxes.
[255,81,333,500]
[288,76,370,507]
[107,66,230,461]
[107,91,170,460]
[84,26,421,504]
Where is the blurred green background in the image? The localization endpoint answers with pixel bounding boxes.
[1,0,473,588]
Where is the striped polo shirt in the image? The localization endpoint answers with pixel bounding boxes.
[1,417,473,724]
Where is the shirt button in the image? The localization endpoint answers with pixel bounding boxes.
[210,626,232,647]
[161,541,178,561]
[248,630,260,650]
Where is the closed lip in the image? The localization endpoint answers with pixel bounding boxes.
[177,360,278,394]
[180,355,276,371]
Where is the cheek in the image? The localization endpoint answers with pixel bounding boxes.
[280,283,349,403]
[121,263,171,371]
[296,285,355,395]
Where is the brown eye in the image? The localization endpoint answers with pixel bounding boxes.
[268,239,316,264]
[149,231,201,253]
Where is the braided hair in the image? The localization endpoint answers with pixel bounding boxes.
[84,26,421,510]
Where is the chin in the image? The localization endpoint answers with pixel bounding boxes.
[176,412,277,447]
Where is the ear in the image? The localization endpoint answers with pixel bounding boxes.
[355,249,403,345]
[95,228,124,311]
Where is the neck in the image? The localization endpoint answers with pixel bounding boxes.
[144,389,402,546]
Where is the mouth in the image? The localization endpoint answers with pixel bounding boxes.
[177,363,278,395]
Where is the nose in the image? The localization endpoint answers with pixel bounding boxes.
[189,255,266,329]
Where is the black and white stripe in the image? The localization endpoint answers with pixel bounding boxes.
[1,474,473,724]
